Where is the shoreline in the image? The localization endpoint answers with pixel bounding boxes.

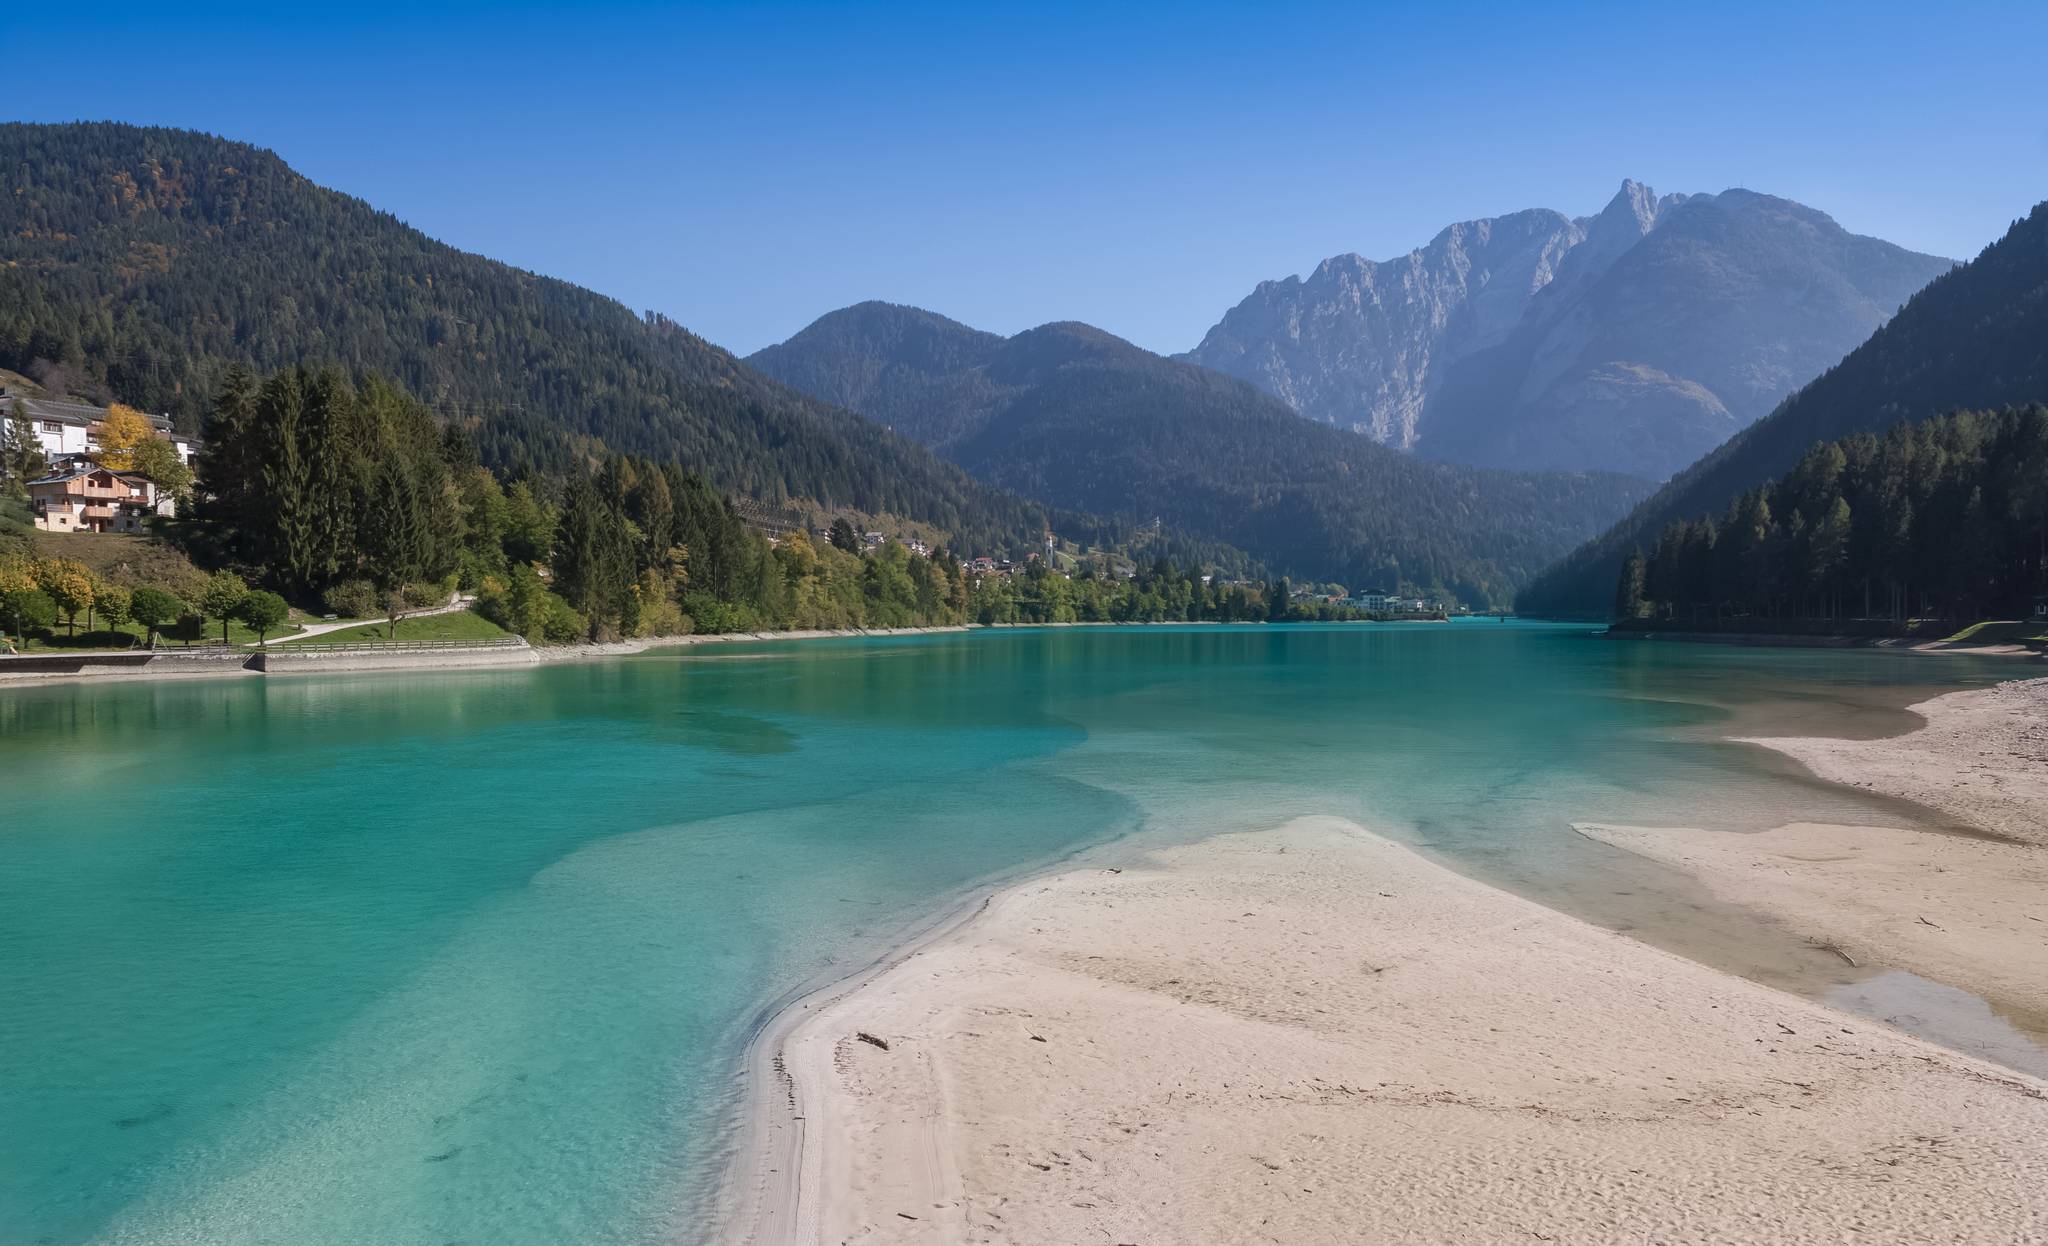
[0,625,975,687]
[721,679,2048,1243]
[534,625,971,663]
[1579,677,2048,1037]
[725,816,2048,1243]
[0,619,1431,687]
[1606,626,2047,658]
[712,825,1165,1244]
[712,886,994,1245]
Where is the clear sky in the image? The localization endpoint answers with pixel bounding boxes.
[7,1,2044,356]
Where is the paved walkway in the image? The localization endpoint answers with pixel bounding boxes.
[261,596,475,645]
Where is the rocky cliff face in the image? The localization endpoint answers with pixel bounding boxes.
[1182,206,1586,449]
[1183,181,1951,479]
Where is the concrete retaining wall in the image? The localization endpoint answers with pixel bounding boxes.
[0,649,255,680]
[250,645,538,674]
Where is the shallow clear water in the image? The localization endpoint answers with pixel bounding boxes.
[0,622,2018,1243]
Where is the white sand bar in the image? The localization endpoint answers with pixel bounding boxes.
[1578,820,2048,1026]
[1582,678,2048,1028]
[1741,677,2048,849]
[743,817,2048,1244]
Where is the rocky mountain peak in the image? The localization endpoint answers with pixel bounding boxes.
[1603,179,1667,233]
[1182,182,1950,479]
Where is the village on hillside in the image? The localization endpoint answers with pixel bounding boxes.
[1,377,1448,664]
[4,386,200,534]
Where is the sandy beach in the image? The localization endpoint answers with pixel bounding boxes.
[1581,679,2048,1031]
[1577,819,2048,1028]
[726,816,2048,1244]
[723,678,2048,1244]
[1736,677,2048,848]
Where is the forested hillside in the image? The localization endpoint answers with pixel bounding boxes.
[0,122,1050,554]
[1520,201,2048,615]
[1614,406,2047,626]
[3,360,1301,648]
[746,304,1006,450]
[753,305,1652,606]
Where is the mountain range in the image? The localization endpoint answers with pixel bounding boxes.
[1517,200,2048,615]
[0,122,1051,555]
[750,303,1650,605]
[9,121,2015,613]
[1182,181,1953,480]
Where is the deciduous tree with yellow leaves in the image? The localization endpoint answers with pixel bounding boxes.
[91,404,156,471]
[35,558,95,636]
[0,553,39,596]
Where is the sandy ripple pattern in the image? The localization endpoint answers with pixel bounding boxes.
[747,816,2048,1245]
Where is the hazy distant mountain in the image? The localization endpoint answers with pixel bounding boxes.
[1518,200,2048,616]
[751,303,1652,606]
[1183,182,1953,479]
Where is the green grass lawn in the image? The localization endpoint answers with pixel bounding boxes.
[1942,619,2048,646]
[6,616,304,652]
[291,609,508,645]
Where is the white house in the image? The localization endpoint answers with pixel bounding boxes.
[2,389,199,467]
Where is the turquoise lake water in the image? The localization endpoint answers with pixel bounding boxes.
[0,622,2017,1244]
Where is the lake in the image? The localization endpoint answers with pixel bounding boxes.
[0,622,2015,1244]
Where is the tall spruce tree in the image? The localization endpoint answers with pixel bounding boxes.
[626,464,675,569]
[366,459,429,594]
[259,369,319,592]
[554,472,634,639]
[1613,548,1646,620]
[191,366,261,562]
[3,398,47,491]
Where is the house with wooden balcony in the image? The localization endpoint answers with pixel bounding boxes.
[25,465,174,534]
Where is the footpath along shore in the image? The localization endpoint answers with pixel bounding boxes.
[720,683,2048,1245]
[0,625,973,685]
[0,619,1434,686]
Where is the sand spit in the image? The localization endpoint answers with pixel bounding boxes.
[1737,678,2048,849]
[1581,678,2048,1034]
[730,817,2048,1245]
[1578,820,2048,1027]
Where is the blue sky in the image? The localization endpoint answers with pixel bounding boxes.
[7,1,2044,355]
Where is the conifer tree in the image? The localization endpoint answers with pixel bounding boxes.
[259,369,317,591]
[367,459,429,595]
[1613,548,1646,620]
[554,473,634,639]
[192,366,261,561]
[3,398,47,491]
[625,461,675,569]
[300,370,361,588]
